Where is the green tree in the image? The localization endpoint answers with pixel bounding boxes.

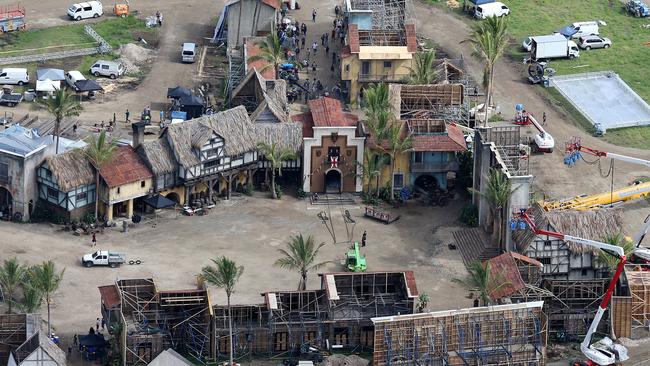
[595,233,634,270]
[358,150,388,197]
[29,261,65,336]
[0,258,26,314]
[81,130,116,221]
[37,89,83,154]
[362,83,391,126]
[469,168,512,250]
[462,16,509,126]
[377,120,412,200]
[257,142,297,199]
[201,257,244,366]
[407,49,438,84]
[275,234,329,290]
[247,33,285,79]
[18,283,43,314]
[454,261,506,306]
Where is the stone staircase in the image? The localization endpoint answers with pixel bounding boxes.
[309,193,356,205]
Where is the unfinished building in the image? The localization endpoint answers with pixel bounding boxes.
[371,302,547,366]
[0,314,66,366]
[98,279,214,365]
[212,271,418,360]
[389,83,467,122]
[612,265,650,338]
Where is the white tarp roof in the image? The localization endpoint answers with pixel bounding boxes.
[35,79,61,92]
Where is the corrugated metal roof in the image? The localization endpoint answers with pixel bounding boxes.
[0,125,51,157]
[487,253,526,300]
[98,285,120,309]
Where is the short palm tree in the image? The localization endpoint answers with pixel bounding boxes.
[595,233,634,270]
[407,49,437,84]
[363,83,391,125]
[380,122,412,200]
[462,16,509,126]
[454,261,505,306]
[19,283,43,314]
[81,130,116,221]
[0,258,26,314]
[257,142,296,199]
[201,257,243,366]
[275,234,329,290]
[248,33,285,79]
[469,168,512,250]
[29,261,65,336]
[37,89,83,154]
[358,150,388,197]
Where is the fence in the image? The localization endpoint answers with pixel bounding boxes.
[0,25,111,66]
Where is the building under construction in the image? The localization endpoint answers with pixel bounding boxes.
[371,302,547,366]
[212,271,418,360]
[99,279,214,365]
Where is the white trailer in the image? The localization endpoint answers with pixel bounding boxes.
[531,34,580,60]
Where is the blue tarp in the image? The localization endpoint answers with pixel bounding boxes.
[469,0,494,5]
[556,26,577,38]
[171,111,187,120]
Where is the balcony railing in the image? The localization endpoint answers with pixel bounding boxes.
[358,73,409,82]
[410,161,459,172]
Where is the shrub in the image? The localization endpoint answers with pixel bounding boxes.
[297,187,306,199]
[459,203,479,227]
[275,185,283,199]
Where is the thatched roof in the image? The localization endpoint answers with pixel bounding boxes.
[232,69,289,123]
[513,204,624,254]
[136,138,177,175]
[254,122,302,152]
[44,150,94,192]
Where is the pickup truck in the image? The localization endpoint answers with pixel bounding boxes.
[0,86,23,107]
[82,250,126,268]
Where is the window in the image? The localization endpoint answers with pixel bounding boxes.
[383,61,392,68]
[413,152,423,163]
[140,180,145,188]
[76,192,87,200]
[334,328,349,346]
[0,162,8,182]
[83,6,92,11]
[274,332,288,352]
[206,149,218,157]
[543,240,552,247]
[581,268,588,276]
[393,173,404,189]
[539,257,551,265]
[47,187,58,199]
[117,187,120,194]
[204,159,221,168]
[46,170,52,179]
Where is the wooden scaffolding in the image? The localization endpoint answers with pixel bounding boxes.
[611,265,650,338]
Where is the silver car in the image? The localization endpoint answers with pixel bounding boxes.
[578,35,612,50]
[89,60,125,79]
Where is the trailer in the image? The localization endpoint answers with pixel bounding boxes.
[0,86,23,107]
[0,4,26,33]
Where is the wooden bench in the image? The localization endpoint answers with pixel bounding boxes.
[364,206,400,224]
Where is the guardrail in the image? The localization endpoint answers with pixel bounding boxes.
[358,73,409,82]
[410,161,459,172]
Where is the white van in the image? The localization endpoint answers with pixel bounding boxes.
[90,60,125,79]
[182,43,197,63]
[557,21,600,39]
[65,70,86,91]
[0,68,29,86]
[67,1,103,21]
[474,2,510,19]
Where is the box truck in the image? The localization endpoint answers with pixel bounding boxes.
[530,34,580,60]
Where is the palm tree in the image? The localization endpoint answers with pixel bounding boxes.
[248,33,285,79]
[407,49,438,84]
[595,233,634,270]
[201,257,243,366]
[378,122,412,200]
[0,258,26,314]
[29,261,65,336]
[454,261,507,306]
[257,142,296,199]
[37,89,83,154]
[362,83,390,125]
[469,168,512,250]
[81,130,116,221]
[462,16,509,126]
[275,234,329,290]
[358,150,388,197]
[18,283,42,314]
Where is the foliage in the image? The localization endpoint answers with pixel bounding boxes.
[459,203,479,227]
[29,261,65,336]
[381,122,412,199]
[36,89,83,154]
[595,233,634,270]
[417,293,430,313]
[243,184,253,196]
[275,184,283,199]
[275,234,328,290]
[363,83,391,126]
[379,183,393,202]
[358,150,388,197]
[361,192,379,206]
[81,130,116,221]
[468,168,513,248]
[297,187,306,199]
[0,258,26,314]
[456,150,473,190]
[408,49,438,84]
[248,33,285,79]
[257,142,296,199]
[18,283,42,314]
[453,261,506,306]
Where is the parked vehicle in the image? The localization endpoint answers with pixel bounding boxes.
[529,34,580,60]
[82,250,126,268]
[556,21,600,39]
[577,35,611,50]
[65,70,86,91]
[0,68,28,85]
[473,2,510,19]
[0,86,23,107]
[523,35,555,52]
[0,4,26,33]
[181,42,196,63]
[89,60,125,79]
[626,0,650,17]
[113,0,129,17]
[67,1,103,21]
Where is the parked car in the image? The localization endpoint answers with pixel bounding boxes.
[577,35,611,50]
[556,21,601,39]
[67,1,103,20]
[89,60,125,79]
[0,86,23,107]
[626,0,650,17]
[81,250,126,268]
[181,42,197,63]
[473,2,510,19]
[0,68,29,86]
[65,70,86,91]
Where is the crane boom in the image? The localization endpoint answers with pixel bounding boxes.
[566,138,650,169]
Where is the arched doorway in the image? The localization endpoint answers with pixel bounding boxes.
[165,192,180,204]
[0,187,13,217]
[325,169,342,193]
[414,175,439,192]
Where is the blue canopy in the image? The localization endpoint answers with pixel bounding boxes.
[469,0,495,5]
[556,26,577,38]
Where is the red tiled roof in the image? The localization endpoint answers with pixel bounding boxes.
[510,252,543,268]
[348,24,359,53]
[308,97,358,127]
[486,253,526,300]
[98,285,120,309]
[291,112,314,138]
[340,45,352,58]
[100,146,153,188]
[405,24,417,53]
[411,124,467,152]
[261,0,280,9]
[245,38,275,80]
[404,270,419,297]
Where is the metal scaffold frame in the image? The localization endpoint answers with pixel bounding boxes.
[227,48,245,103]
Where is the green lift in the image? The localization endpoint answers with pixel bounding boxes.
[345,242,367,272]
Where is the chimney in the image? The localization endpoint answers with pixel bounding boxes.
[266,80,275,90]
[131,121,146,148]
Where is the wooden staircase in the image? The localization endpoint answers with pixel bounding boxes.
[453,227,502,267]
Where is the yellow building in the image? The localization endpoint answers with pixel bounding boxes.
[364,123,411,195]
[99,145,154,221]
[340,23,417,107]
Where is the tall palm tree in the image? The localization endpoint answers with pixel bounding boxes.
[29,261,65,336]
[462,16,509,126]
[595,233,634,270]
[248,33,285,79]
[18,283,42,314]
[201,257,243,366]
[358,150,388,197]
[0,258,26,314]
[37,89,83,154]
[469,168,512,249]
[257,142,296,199]
[275,234,329,290]
[81,130,116,221]
[454,261,507,306]
[407,49,438,84]
[362,83,390,125]
[379,122,412,200]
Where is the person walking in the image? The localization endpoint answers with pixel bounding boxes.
[295,47,300,58]
[73,334,78,347]
[312,41,318,54]
[301,36,305,49]
[362,230,367,247]
[91,233,97,247]
[301,23,307,36]
[542,111,547,126]
[325,44,330,55]
[312,9,317,22]
[95,318,101,332]
[321,33,325,46]
[311,62,317,73]
[101,318,106,330]
[125,109,130,123]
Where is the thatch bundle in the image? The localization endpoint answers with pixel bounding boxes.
[254,122,302,152]
[45,150,94,192]
[137,138,177,175]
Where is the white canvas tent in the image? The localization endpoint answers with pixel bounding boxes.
[35,79,61,93]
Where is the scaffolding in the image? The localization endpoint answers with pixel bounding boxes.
[0,314,39,365]
[371,302,547,366]
[349,0,409,30]
[227,48,246,104]
[481,126,529,177]
[542,279,607,338]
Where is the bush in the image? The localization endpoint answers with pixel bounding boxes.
[243,184,253,196]
[297,187,306,199]
[275,185,283,199]
[459,203,479,227]
[456,151,473,190]
[82,212,96,225]
[362,192,379,206]
[379,183,393,203]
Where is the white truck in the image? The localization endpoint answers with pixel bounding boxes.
[82,250,126,268]
[529,34,580,60]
